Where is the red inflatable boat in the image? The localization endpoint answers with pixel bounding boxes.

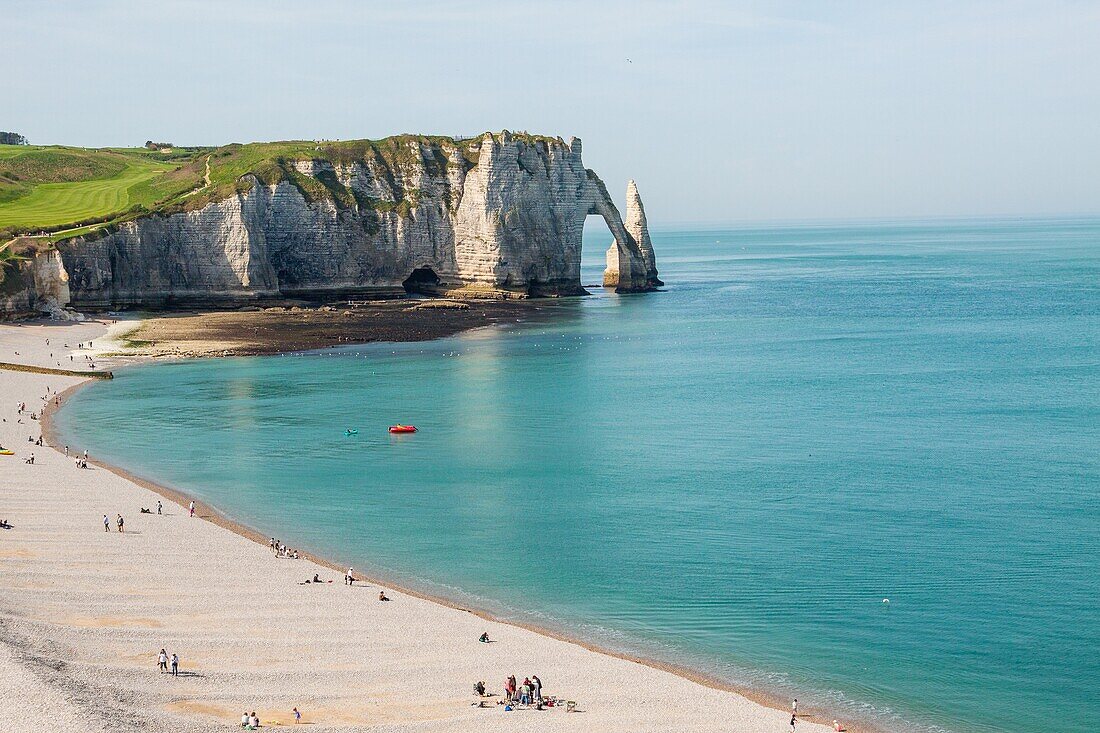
[388,424,418,434]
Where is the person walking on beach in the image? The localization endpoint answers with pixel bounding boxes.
[116,514,124,533]
[790,713,797,732]
[170,652,179,676]
[293,707,302,724]
[158,649,168,673]
[103,514,110,532]
[189,500,195,518]
[157,500,162,515]
[270,537,276,554]
[792,698,798,715]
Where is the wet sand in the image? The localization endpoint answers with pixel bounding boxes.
[117,299,557,357]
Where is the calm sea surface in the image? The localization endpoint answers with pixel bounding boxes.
[57,218,1100,733]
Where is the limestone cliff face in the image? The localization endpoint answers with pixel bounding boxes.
[47,132,660,310]
[0,248,72,319]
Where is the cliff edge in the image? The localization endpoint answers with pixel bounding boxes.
[2,132,660,314]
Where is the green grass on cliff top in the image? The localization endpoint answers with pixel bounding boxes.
[0,131,566,238]
[0,145,202,233]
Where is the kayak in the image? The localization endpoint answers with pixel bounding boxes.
[388,425,417,434]
[344,429,359,436]
[0,449,13,456]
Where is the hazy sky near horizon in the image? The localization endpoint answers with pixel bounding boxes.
[5,0,1099,222]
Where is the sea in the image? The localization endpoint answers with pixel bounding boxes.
[56,217,1100,733]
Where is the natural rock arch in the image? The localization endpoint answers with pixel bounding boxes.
[585,178,661,291]
[39,132,661,312]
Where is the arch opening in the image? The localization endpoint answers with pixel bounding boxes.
[402,267,441,295]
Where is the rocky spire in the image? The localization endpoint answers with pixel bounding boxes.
[624,180,662,286]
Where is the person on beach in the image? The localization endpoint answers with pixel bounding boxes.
[532,674,542,702]
[83,449,88,462]
[116,514,124,532]
[241,712,249,727]
[249,712,259,729]
[103,514,110,532]
[790,713,797,731]
[189,500,195,518]
[505,675,517,702]
[378,590,390,601]
[158,649,168,673]
[792,698,798,715]
[345,567,355,585]
[270,537,276,554]
[64,445,69,457]
[293,707,302,724]
[157,500,162,515]
[170,652,179,676]
[479,632,490,643]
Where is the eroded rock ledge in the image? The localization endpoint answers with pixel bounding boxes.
[7,132,661,314]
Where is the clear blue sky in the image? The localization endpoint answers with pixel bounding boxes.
[5,0,1098,222]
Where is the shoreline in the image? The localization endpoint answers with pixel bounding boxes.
[39,329,877,733]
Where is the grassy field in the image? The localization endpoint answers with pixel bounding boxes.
[0,147,191,230]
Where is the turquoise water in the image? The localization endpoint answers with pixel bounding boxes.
[58,218,1100,733]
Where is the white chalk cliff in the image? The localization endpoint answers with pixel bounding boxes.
[33,132,660,311]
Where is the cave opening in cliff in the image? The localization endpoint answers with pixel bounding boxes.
[402,267,441,295]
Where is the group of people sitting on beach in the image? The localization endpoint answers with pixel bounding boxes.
[472,674,563,711]
[269,537,300,559]
[239,707,302,728]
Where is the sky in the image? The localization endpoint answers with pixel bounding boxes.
[4,0,1099,222]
